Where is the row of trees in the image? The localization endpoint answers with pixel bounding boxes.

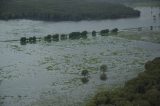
[0,0,140,21]
[69,31,88,40]
[100,28,118,36]
[20,28,119,45]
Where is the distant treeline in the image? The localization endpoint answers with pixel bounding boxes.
[89,0,160,3]
[0,0,140,21]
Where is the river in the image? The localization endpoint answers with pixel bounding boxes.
[0,6,160,106]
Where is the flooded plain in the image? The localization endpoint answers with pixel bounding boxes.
[0,7,160,106]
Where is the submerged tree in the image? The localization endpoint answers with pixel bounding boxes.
[100,64,108,73]
[52,34,59,41]
[81,69,89,84]
[111,28,119,33]
[44,34,52,42]
[81,70,89,77]
[61,34,67,40]
[92,30,96,37]
[99,64,108,81]
[100,29,109,36]
[69,32,81,40]
[20,37,27,45]
[28,36,36,44]
[81,31,88,39]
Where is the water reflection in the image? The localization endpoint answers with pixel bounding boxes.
[81,77,89,84]
[100,73,107,81]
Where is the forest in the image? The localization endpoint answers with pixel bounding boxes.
[0,0,140,21]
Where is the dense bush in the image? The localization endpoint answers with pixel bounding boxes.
[81,31,88,39]
[61,34,67,40]
[0,0,140,21]
[52,34,59,41]
[20,37,27,45]
[100,64,108,73]
[87,57,160,106]
[111,28,119,33]
[69,32,81,40]
[81,70,89,77]
[44,35,52,42]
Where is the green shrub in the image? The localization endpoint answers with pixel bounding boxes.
[100,64,108,73]
[81,70,89,76]
[100,29,109,36]
[144,89,160,106]
[69,32,81,40]
[111,28,119,33]
[87,57,160,106]
[20,37,27,45]
[132,100,151,106]
[52,34,59,41]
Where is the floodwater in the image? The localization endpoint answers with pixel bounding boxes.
[0,7,160,106]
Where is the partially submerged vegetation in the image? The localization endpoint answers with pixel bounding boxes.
[87,57,160,106]
[113,30,160,43]
[0,0,140,21]
[20,28,119,45]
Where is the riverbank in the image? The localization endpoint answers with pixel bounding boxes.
[0,0,140,21]
[126,1,160,7]
[86,57,160,106]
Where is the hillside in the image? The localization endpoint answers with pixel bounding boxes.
[87,57,160,106]
[0,0,140,21]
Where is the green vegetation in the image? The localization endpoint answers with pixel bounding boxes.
[100,29,109,36]
[87,57,160,106]
[81,70,89,84]
[100,64,108,73]
[81,31,88,39]
[92,31,96,37]
[111,28,119,33]
[0,0,140,21]
[81,70,89,77]
[52,34,59,41]
[20,36,36,45]
[69,32,81,40]
[61,34,67,40]
[20,28,121,45]
[100,64,108,81]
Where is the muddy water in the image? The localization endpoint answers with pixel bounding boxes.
[0,7,160,106]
